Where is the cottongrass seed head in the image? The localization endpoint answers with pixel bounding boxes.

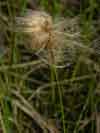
[16,10,84,68]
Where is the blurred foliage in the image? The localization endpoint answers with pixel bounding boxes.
[40,0,61,16]
[0,0,100,133]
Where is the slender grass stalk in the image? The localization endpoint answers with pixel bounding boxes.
[73,95,89,133]
[50,65,66,133]
[88,78,96,133]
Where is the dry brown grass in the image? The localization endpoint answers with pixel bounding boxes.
[15,10,83,68]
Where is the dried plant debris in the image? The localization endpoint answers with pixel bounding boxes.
[16,11,77,63]
[15,10,97,68]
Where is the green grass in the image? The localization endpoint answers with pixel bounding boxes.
[0,0,100,132]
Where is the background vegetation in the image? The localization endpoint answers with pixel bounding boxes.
[0,0,100,133]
